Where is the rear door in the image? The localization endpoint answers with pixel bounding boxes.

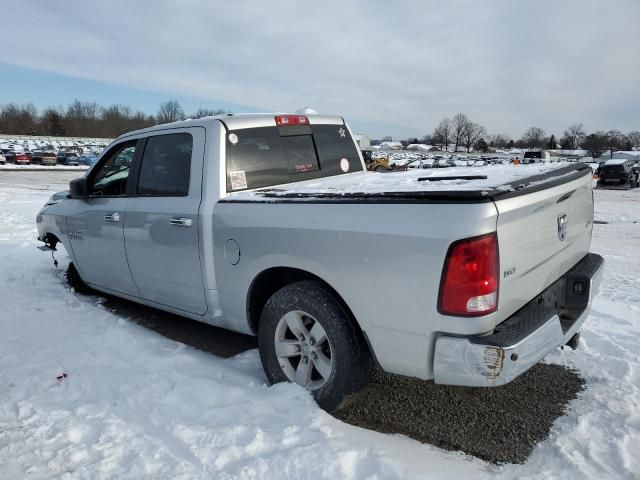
[494,169,594,320]
[124,128,207,315]
[66,140,140,295]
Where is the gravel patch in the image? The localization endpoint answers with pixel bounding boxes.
[335,365,585,464]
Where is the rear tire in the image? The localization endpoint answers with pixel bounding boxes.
[258,280,372,411]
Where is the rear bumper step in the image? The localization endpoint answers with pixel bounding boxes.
[433,253,604,387]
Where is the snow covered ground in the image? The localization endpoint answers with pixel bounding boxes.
[0,172,639,479]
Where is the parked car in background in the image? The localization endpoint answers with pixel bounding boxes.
[4,151,16,163]
[40,152,58,166]
[0,153,6,165]
[597,159,640,189]
[77,154,98,166]
[14,152,32,165]
[57,151,80,166]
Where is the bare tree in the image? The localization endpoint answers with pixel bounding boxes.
[65,100,100,136]
[157,100,185,124]
[627,130,640,149]
[488,133,511,149]
[561,123,586,150]
[191,108,226,119]
[432,118,452,152]
[0,103,39,135]
[420,134,433,144]
[40,107,66,136]
[522,127,546,149]
[451,113,469,152]
[605,130,624,158]
[582,131,608,158]
[462,122,486,152]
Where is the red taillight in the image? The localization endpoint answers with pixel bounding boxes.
[438,233,499,316]
[274,115,309,126]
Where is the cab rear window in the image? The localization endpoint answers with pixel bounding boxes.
[225,124,362,192]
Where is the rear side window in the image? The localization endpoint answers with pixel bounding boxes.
[137,133,193,196]
[225,123,362,191]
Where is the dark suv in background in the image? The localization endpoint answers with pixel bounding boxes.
[57,151,80,166]
[597,159,640,189]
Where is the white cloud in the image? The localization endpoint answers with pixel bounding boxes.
[1,0,639,138]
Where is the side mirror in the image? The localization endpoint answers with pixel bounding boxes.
[69,177,88,199]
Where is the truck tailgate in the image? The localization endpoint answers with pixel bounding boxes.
[494,168,594,320]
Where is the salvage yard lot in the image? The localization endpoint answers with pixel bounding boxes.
[0,170,638,479]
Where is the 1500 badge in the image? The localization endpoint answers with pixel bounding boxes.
[503,266,516,279]
[67,231,83,241]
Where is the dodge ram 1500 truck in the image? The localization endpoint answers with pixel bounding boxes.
[36,113,604,411]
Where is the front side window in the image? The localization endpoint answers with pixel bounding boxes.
[137,133,193,196]
[90,141,137,196]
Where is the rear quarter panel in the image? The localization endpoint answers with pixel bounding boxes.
[212,200,498,378]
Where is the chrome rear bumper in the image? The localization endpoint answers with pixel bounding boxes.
[433,253,604,387]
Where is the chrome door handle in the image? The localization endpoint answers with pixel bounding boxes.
[104,212,120,222]
[170,217,193,227]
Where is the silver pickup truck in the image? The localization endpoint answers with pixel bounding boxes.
[36,114,604,411]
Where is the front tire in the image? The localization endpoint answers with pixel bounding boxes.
[66,262,93,294]
[258,280,371,411]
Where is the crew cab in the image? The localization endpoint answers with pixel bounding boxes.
[36,114,604,410]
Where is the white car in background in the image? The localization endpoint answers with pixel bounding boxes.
[0,153,6,165]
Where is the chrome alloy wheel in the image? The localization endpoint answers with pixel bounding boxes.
[274,310,334,390]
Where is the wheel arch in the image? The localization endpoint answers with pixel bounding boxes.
[41,232,62,249]
[246,267,372,358]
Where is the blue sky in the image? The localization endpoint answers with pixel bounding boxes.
[0,62,411,139]
[0,63,254,118]
[1,0,638,140]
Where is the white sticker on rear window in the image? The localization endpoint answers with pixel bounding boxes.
[229,170,247,190]
[228,133,238,145]
[340,158,350,172]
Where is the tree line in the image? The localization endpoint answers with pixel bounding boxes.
[2,101,638,159]
[389,114,640,158]
[0,100,226,138]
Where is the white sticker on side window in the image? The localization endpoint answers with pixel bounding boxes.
[229,170,248,190]
[340,158,350,172]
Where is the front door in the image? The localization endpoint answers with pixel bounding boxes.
[124,128,207,315]
[66,140,140,296]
